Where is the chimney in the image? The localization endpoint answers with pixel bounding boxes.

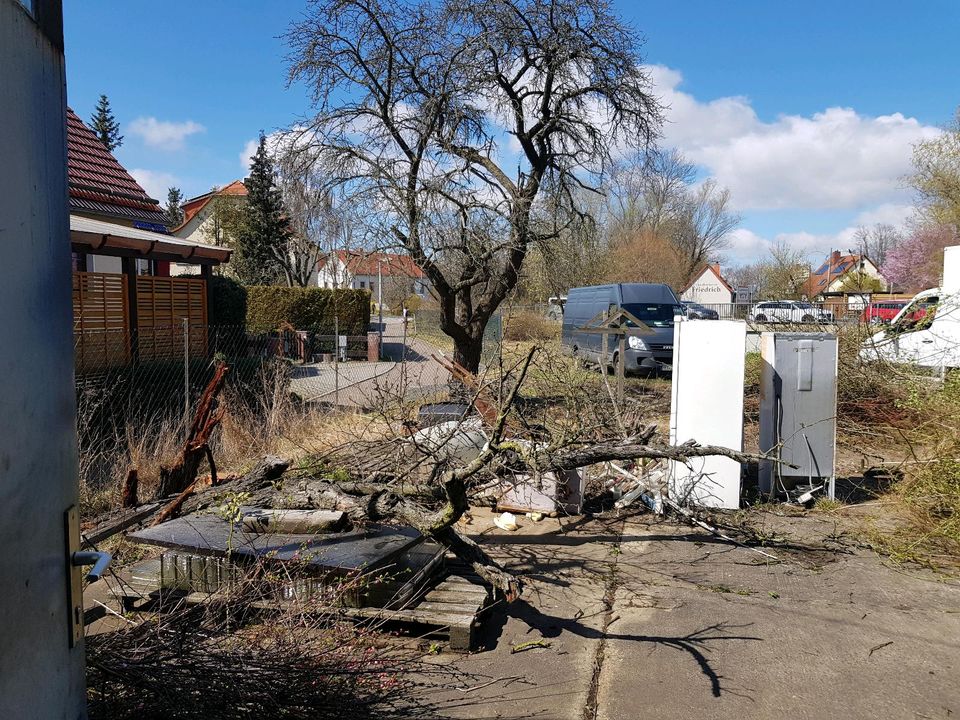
[711,263,721,274]
[831,250,841,264]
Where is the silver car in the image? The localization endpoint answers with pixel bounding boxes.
[749,301,832,323]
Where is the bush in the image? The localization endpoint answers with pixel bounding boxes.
[402,294,422,314]
[503,309,558,342]
[179,274,247,327]
[246,286,370,335]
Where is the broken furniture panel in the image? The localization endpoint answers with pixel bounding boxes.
[495,468,585,515]
[669,319,746,509]
[126,511,443,608]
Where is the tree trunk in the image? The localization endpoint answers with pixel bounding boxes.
[452,334,484,375]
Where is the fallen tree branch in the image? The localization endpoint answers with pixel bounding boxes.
[156,362,229,498]
[533,437,794,473]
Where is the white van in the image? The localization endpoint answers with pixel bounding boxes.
[860,245,960,369]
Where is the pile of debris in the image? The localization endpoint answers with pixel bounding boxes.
[85,354,770,651]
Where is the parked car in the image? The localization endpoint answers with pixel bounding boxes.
[860,301,907,324]
[561,283,683,373]
[748,301,833,324]
[681,300,719,320]
[546,295,566,321]
[860,277,958,369]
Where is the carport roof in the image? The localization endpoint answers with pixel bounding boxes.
[70,214,231,265]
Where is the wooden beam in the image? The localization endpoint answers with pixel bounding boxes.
[121,256,139,361]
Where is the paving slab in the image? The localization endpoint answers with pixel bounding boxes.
[600,515,960,720]
[417,509,959,720]
[423,512,621,719]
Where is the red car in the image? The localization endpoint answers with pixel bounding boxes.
[861,301,930,325]
[861,301,906,324]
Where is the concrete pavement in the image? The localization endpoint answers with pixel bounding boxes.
[424,509,960,720]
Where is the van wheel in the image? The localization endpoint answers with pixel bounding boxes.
[801,314,815,323]
[608,351,619,375]
[755,313,768,323]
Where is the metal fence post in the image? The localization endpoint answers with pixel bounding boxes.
[401,310,408,397]
[183,317,190,431]
[334,315,339,407]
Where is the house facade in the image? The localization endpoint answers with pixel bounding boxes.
[169,180,247,276]
[680,263,734,305]
[317,250,430,299]
[802,250,888,300]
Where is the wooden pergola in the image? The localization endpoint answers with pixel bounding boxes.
[70,215,232,372]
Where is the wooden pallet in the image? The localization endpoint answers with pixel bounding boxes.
[113,556,491,651]
[342,562,490,650]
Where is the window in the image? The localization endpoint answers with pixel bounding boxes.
[621,303,678,328]
[359,280,366,289]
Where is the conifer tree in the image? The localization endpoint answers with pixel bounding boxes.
[233,132,289,285]
[165,187,185,229]
[90,94,123,151]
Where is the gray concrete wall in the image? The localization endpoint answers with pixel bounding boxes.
[0,1,87,717]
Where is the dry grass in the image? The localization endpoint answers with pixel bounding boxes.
[86,563,458,719]
[77,360,382,519]
[501,309,560,342]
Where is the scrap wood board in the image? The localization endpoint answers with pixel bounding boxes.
[342,559,490,650]
[114,555,491,651]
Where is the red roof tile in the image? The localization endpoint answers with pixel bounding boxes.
[179,180,248,227]
[66,107,167,226]
[320,251,426,279]
[802,252,863,297]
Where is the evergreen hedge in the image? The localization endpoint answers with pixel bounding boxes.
[180,274,248,327]
[246,286,371,335]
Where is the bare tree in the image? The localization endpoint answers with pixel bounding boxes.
[671,180,740,281]
[765,241,809,299]
[286,0,661,372]
[275,148,341,287]
[606,148,695,239]
[603,149,739,283]
[853,223,902,268]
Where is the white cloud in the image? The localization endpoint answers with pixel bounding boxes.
[727,225,868,265]
[853,202,915,227]
[239,131,291,170]
[649,65,940,211]
[129,168,179,203]
[239,138,259,170]
[129,117,205,151]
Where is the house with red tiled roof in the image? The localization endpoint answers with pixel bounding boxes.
[801,250,888,300]
[680,263,734,305]
[169,180,248,275]
[66,107,231,372]
[317,250,430,297]
[67,107,230,276]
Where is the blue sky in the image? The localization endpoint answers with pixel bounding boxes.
[63,1,960,265]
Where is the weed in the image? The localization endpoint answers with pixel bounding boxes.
[814,498,844,513]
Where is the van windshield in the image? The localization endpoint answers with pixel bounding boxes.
[622,303,681,328]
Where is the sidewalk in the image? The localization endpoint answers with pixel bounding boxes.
[290,318,451,407]
[289,359,396,402]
